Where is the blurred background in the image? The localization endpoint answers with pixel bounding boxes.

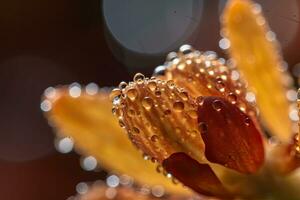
[0,0,300,199]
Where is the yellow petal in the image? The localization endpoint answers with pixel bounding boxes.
[42,86,191,195]
[222,0,293,141]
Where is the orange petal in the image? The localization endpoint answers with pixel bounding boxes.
[114,76,205,163]
[114,76,234,197]
[43,86,191,195]
[222,0,293,142]
[198,97,264,173]
[163,46,256,117]
[163,152,232,198]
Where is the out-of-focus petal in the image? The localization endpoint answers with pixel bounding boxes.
[76,183,201,200]
[76,184,164,200]
[222,0,293,142]
[42,86,191,195]
[198,97,264,173]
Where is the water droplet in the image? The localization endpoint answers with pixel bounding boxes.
[110,88,121,100]
[155,90,162,97]
[127,88,138,101]
[164,109,171,115]
[118,81,128,90]
[133,73,145,83]
[179,44,193,55]
[244,117,251,126]
[228,93,237,104]
[166,52,178,61]
[133,127,140,134]
[198,122,208,133]
[142,97,154,110]
[143,154,150,160]
[187,110,198,119]
[128,109,135,117]
[212,100,222,111]
[151,135,159,142]
[215,80,225,92]
[151,157,157,163]
[113,96,121,106]
[173,101,184,112]
[177,63,186,70]
[156,165,163,173]
[148,81,157,91]
[112,107,117,115]
[196,96,204,106]
[153,66,166,76]
[167,80,175,89]
[119,118,125,128]
[189,130,197,138]
[179,91,188,101]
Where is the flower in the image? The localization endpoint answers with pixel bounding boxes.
[42,0,300,199]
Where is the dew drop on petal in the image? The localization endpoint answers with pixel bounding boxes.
[133,73,145,83]
[151,135,159,142]
[127,88,138,101]
[228,93,237,104]
[198,122,208,134]
[212,100,222,111]
[148,81,157,91]
[142,97,154,110]
[106,175,120,188]
[173,101,184,112]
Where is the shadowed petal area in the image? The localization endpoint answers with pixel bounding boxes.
[163,152,231,198]
[222,0,293,142]
[198,97,264,173]
[43,86,191,195]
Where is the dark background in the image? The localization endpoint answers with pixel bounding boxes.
[0,0,299,199]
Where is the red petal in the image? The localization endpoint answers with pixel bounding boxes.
[163,152,231,198]
[198,97,264,173]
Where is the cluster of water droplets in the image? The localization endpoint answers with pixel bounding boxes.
[152,44,257,117]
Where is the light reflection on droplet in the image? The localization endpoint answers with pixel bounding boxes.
[286,89,297,101]
[219,38,231,50]
[289,109,299,121]
[55,137,74,154]
[86,83,99,95]
[106,175,120,188]
[119,175,134,186]
[252,3,262,14]
[81,156,98,171]
[69,83,82,98]
[140,185,151,195]
[266,31,276,41]
[231,70,240,81]
[105,187,117,199]
[40,100,52,112]
[76,182,89,194]
[151,185,165,197]
[246,92,256,103]
[44,87,56,99]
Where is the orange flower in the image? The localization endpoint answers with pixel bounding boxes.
[43,0,300,199]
